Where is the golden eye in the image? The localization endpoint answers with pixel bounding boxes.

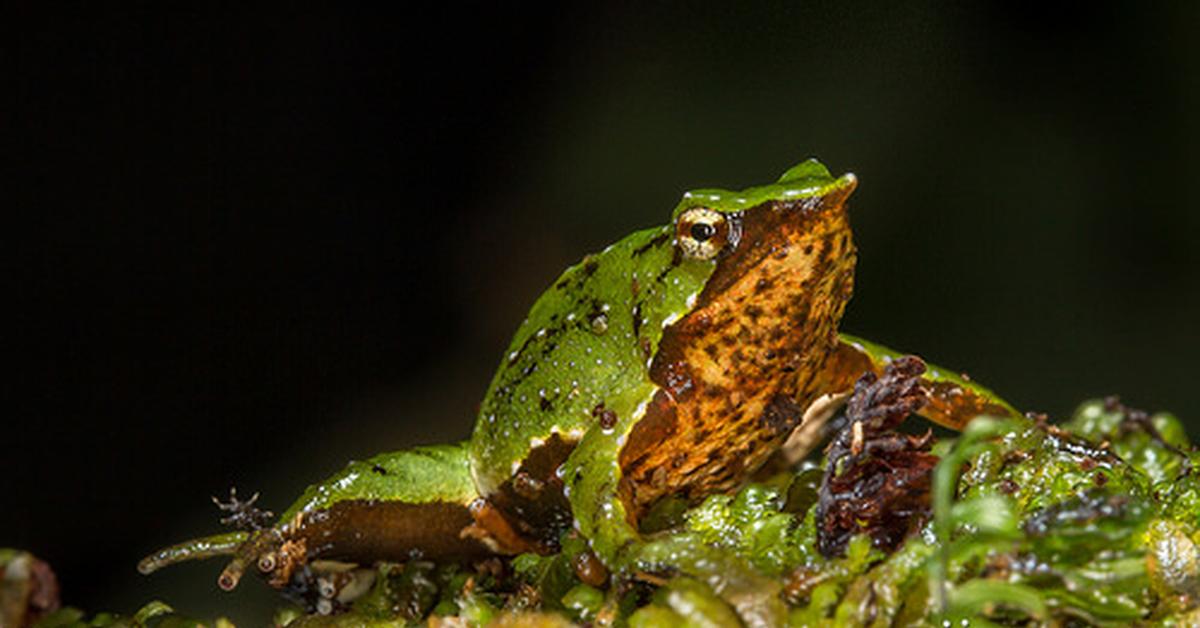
[676,207,729,260]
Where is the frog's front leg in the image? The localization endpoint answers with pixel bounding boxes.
[562,420,788,626]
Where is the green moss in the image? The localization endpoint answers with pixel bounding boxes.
[15,399,1200,627]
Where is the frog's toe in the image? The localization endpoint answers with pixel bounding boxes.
[137,531,248,577]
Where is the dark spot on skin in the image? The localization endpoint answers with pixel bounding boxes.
[630,278,641,297]
[998,479,1019,494]
[632,230,672,257]
[505,326,560,371]
[591,403,618,430]
[745,304,763,322]
[540,397,553,412]
[522,362,537,377]
[758,393,806,437]
[581,257,600,277]
[372,464,388,475]
[803,244,814,256]
[631,303,643,338]
[703,343,720,360]
[1094,472,1108,487]
[755,277,774,292]
[639,337,653,360]
[817,241,832,266]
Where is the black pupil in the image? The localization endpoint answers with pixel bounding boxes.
[690,222,716,242]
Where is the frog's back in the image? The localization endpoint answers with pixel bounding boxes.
[468,225,710,496]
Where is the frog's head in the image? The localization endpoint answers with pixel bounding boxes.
[669,158,856,269]
[658,158,858,379]
[621,160,858,511]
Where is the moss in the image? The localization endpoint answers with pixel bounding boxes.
[10,398,1200,627]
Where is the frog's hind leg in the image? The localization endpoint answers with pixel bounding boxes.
[139,442,501,593]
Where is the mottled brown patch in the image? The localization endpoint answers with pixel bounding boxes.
[620,182,859,518]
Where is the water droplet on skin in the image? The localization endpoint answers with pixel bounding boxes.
[590,313,609,335]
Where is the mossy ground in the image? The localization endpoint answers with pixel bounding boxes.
[9,398,1200,627]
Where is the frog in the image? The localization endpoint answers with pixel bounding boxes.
[139,159,1016,608]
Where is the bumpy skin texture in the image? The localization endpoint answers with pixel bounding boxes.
[138,160,1018,594]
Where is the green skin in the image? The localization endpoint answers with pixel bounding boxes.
[139,160,1016,605]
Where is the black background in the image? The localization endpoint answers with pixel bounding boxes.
[10,3,1199,622]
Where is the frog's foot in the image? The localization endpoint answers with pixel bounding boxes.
[136,523,292,590]
[617,537,788,628]
[138,527,375,614]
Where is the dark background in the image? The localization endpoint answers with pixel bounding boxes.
[10,2,1198,622]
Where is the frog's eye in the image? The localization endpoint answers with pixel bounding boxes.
[676,207,732,260]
